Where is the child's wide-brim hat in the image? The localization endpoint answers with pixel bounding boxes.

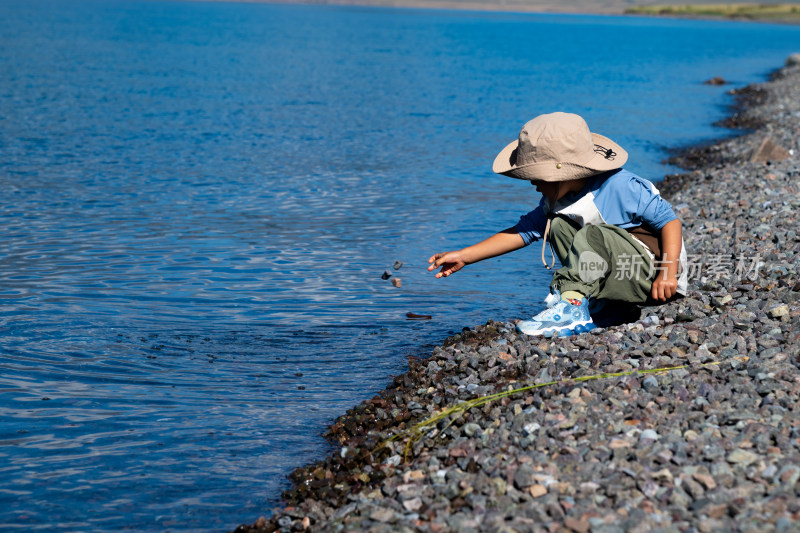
[492,112,628,182]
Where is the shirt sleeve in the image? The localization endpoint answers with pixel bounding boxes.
[632,176,678,230]
[598,172,678,230]
[513,199,548,245]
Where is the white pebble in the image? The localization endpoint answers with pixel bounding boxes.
[640,429,660,441]
[385,454,402,466]
[523,422,540,436]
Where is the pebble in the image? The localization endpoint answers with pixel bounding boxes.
[768,304,789,318]
[462,423,481,437]
[778,465,800,487]
[727,449,760,465]
[692,472,717,490]
[370,507,396,523]
[528,484,547,498]
[639,429,659,441]
[643,315,660,326]
[641,376,659,392]
[564,517,590,533]
[513,463,536,489]
[402,497,422,512]
[522,422,540,436]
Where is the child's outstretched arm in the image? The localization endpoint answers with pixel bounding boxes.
[651,218,682,301]
[427,228,526,279]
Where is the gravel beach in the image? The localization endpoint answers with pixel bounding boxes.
[235,56,800,533]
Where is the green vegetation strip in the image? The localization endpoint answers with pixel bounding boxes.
[625,3,800,19]
[384,361,725,460]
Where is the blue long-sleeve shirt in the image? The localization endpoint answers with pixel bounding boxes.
[514,169,678,245]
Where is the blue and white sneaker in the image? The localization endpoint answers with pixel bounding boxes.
[543,288,561,308]
[516,298,596,337]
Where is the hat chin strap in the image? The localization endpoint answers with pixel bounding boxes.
[541,218,556,270]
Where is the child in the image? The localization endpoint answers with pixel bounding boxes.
[427,112,687,337]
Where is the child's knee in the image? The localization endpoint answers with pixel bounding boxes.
[576,224,609,254]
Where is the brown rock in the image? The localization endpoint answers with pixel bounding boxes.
[498,352,516,363]
[403,470,425,482]
[529,484,547,498]
[704,76,727,85]
[565,516,590,533]
[370,507,395,523]
[449,447,468,458]
[750,137,791,163]
[701,503,728,519]
[652,468,674,483]
[609,438,632,449]
[693,472,718,490]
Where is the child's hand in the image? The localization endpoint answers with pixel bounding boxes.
[428,251,467,278]
[651,276,678,302]
[653,219,682,302]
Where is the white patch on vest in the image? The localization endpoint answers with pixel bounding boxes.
[552,191,605,227]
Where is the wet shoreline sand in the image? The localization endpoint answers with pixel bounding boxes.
[235,57,800,532]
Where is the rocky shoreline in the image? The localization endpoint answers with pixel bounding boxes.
[235,57,800,533]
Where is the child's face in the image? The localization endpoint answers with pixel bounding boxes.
[530,180,559,200]
[531,178,588,205]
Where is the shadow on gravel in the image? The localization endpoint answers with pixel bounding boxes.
[589,300,646,328]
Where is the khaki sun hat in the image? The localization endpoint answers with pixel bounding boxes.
[492,112,628,182]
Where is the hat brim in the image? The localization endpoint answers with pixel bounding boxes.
[492,133,628,182]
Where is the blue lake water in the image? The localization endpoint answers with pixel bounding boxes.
[1,0,798,529]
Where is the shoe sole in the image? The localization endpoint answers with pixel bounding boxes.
[516,320,594,337]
